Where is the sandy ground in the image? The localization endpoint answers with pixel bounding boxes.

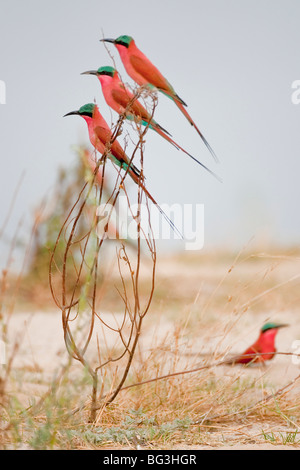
[3,250,300,450]
[4,308,300,450]
[6,308,299,385]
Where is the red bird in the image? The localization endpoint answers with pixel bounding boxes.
[64,103,182,238]
[225,322,288,365]
[81,66,220,181]
[101,35,218,163]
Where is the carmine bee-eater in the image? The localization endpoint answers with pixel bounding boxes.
[100,35,218,163]
[225,322,288,365]
[64,103,182,237]
[81,66,220,181]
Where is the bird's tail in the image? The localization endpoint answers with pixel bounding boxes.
[111,154,145,182]
[154,121,172,137]
[127,169,183,239]
[222,353,258,366]
[173,98,219,164]
[153,124,222,183]
[128,161,143,180]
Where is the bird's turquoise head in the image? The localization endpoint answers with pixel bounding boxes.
[115,35,133,48]
[97,66,116,77]
[261,322,288,332]
[81,66,117,78]
[64,103,96,118]
[101,35,134,48]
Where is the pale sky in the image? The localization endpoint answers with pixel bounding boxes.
[1,0,300,261]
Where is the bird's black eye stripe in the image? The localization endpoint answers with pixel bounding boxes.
[116,40,129,48]
[81,112,93,118]
[100,71,114,77]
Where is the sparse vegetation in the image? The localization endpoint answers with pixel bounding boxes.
[1,240,300,449]
[1,140,300,450]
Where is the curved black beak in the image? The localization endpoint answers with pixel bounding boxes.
[63,110,80,117]
[276,323,289,329]
[81,70,98,76]
[100,38,115,44]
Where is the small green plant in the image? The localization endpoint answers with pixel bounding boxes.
[74,412,193,448]
[261,429,299,445]
[261,430,276,442]
[280,430,299,444]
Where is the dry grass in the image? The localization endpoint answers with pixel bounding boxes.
[1,242,300,449]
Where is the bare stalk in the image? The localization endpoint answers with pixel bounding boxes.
[49,88,158,422]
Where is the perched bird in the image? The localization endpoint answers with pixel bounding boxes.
[101,35,218,163]
[81,66,220,181]
[64,103,182,237]
[64,103,141,179]
[225,322,288,365]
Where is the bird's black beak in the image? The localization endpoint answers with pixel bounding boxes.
[81,70,98,76]
[100,38,115,44]
[276,324,289,329]
[63,110,80,117]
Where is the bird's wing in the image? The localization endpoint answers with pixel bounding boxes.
[129,54,187,106]
[111,87,151,121]
[242,345,261,356]
[239,344,262,362]
[94,126,113,146]
[94,125,140,177]
[111,87,134,109]
[225,344,261,365]
[130,54,171,91]
[94,125,125,159]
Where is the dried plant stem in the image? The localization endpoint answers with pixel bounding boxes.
[49,89,158,422]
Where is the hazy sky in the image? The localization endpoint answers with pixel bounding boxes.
[1,0,300,259]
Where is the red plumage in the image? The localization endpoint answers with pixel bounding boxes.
[225,323,288,365]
